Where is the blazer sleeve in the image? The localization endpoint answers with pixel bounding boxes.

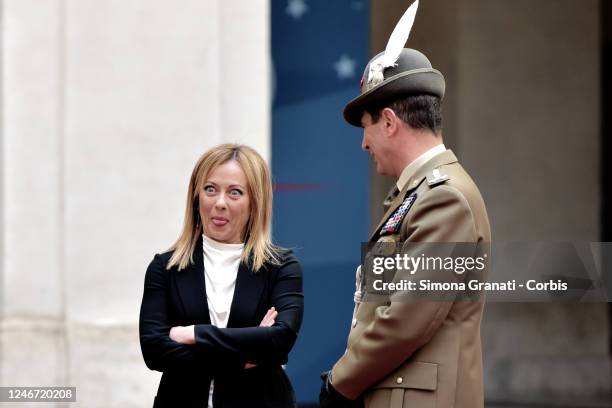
[331,185,479,399]
[139,254,212,373]
[193,253,304,365]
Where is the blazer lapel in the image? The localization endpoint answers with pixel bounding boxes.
[175,236,211,324]
[226,261,266,328]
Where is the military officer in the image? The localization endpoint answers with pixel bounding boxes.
[319,44,491,408]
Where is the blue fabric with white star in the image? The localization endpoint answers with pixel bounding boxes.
[271,0,369,404]
[380,192,418,236]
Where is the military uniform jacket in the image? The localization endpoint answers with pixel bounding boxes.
[331,150,491,408]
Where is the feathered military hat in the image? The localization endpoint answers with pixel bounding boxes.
[343,0,446,127]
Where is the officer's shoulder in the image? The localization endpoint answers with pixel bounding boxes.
[425,166,451,188]
[422,162,476,192]
[414,162,485,216]
[417,164,473,203]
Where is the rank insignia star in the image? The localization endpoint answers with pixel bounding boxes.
[380,192,417,236]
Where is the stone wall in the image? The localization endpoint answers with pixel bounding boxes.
[0,1,270,407]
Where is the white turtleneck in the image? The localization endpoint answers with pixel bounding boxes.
[202,234,244,408]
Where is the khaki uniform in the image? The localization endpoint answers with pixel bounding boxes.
[331,150,491,408]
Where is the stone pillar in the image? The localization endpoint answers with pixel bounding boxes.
[1,0,68,390]
[0,1,270,407]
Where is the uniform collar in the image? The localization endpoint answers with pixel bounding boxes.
[370,149,458,241]
[396,144,446,191]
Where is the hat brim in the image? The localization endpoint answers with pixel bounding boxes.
[343,68,445,127]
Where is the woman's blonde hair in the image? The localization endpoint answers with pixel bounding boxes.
[167,143,279,271]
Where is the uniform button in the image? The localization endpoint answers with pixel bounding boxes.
[396,377,403,384]
[352,318,357,328]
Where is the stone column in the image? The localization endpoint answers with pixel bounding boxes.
[0,1,270,407]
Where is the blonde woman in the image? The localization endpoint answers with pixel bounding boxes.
[139,144,304,408]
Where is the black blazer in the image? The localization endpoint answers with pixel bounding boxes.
[139,236,304,408]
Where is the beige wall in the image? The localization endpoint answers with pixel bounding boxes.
[0,1,270,407]
[371,0,609,401]
[459,0,608,401]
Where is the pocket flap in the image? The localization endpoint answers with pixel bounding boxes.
[371,361,438,391]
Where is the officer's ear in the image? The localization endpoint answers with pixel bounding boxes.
[381,107,400,136]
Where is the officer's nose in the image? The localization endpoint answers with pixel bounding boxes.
[361,133,369,152]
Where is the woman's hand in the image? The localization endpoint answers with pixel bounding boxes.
[169,308,277,363]
[245,307,277,369]
[169,325,195,345]
[259,307,277,327]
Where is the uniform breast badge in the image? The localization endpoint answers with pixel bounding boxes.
[380,192,417,236]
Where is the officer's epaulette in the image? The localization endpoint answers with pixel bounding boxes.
[426,167,450,186]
